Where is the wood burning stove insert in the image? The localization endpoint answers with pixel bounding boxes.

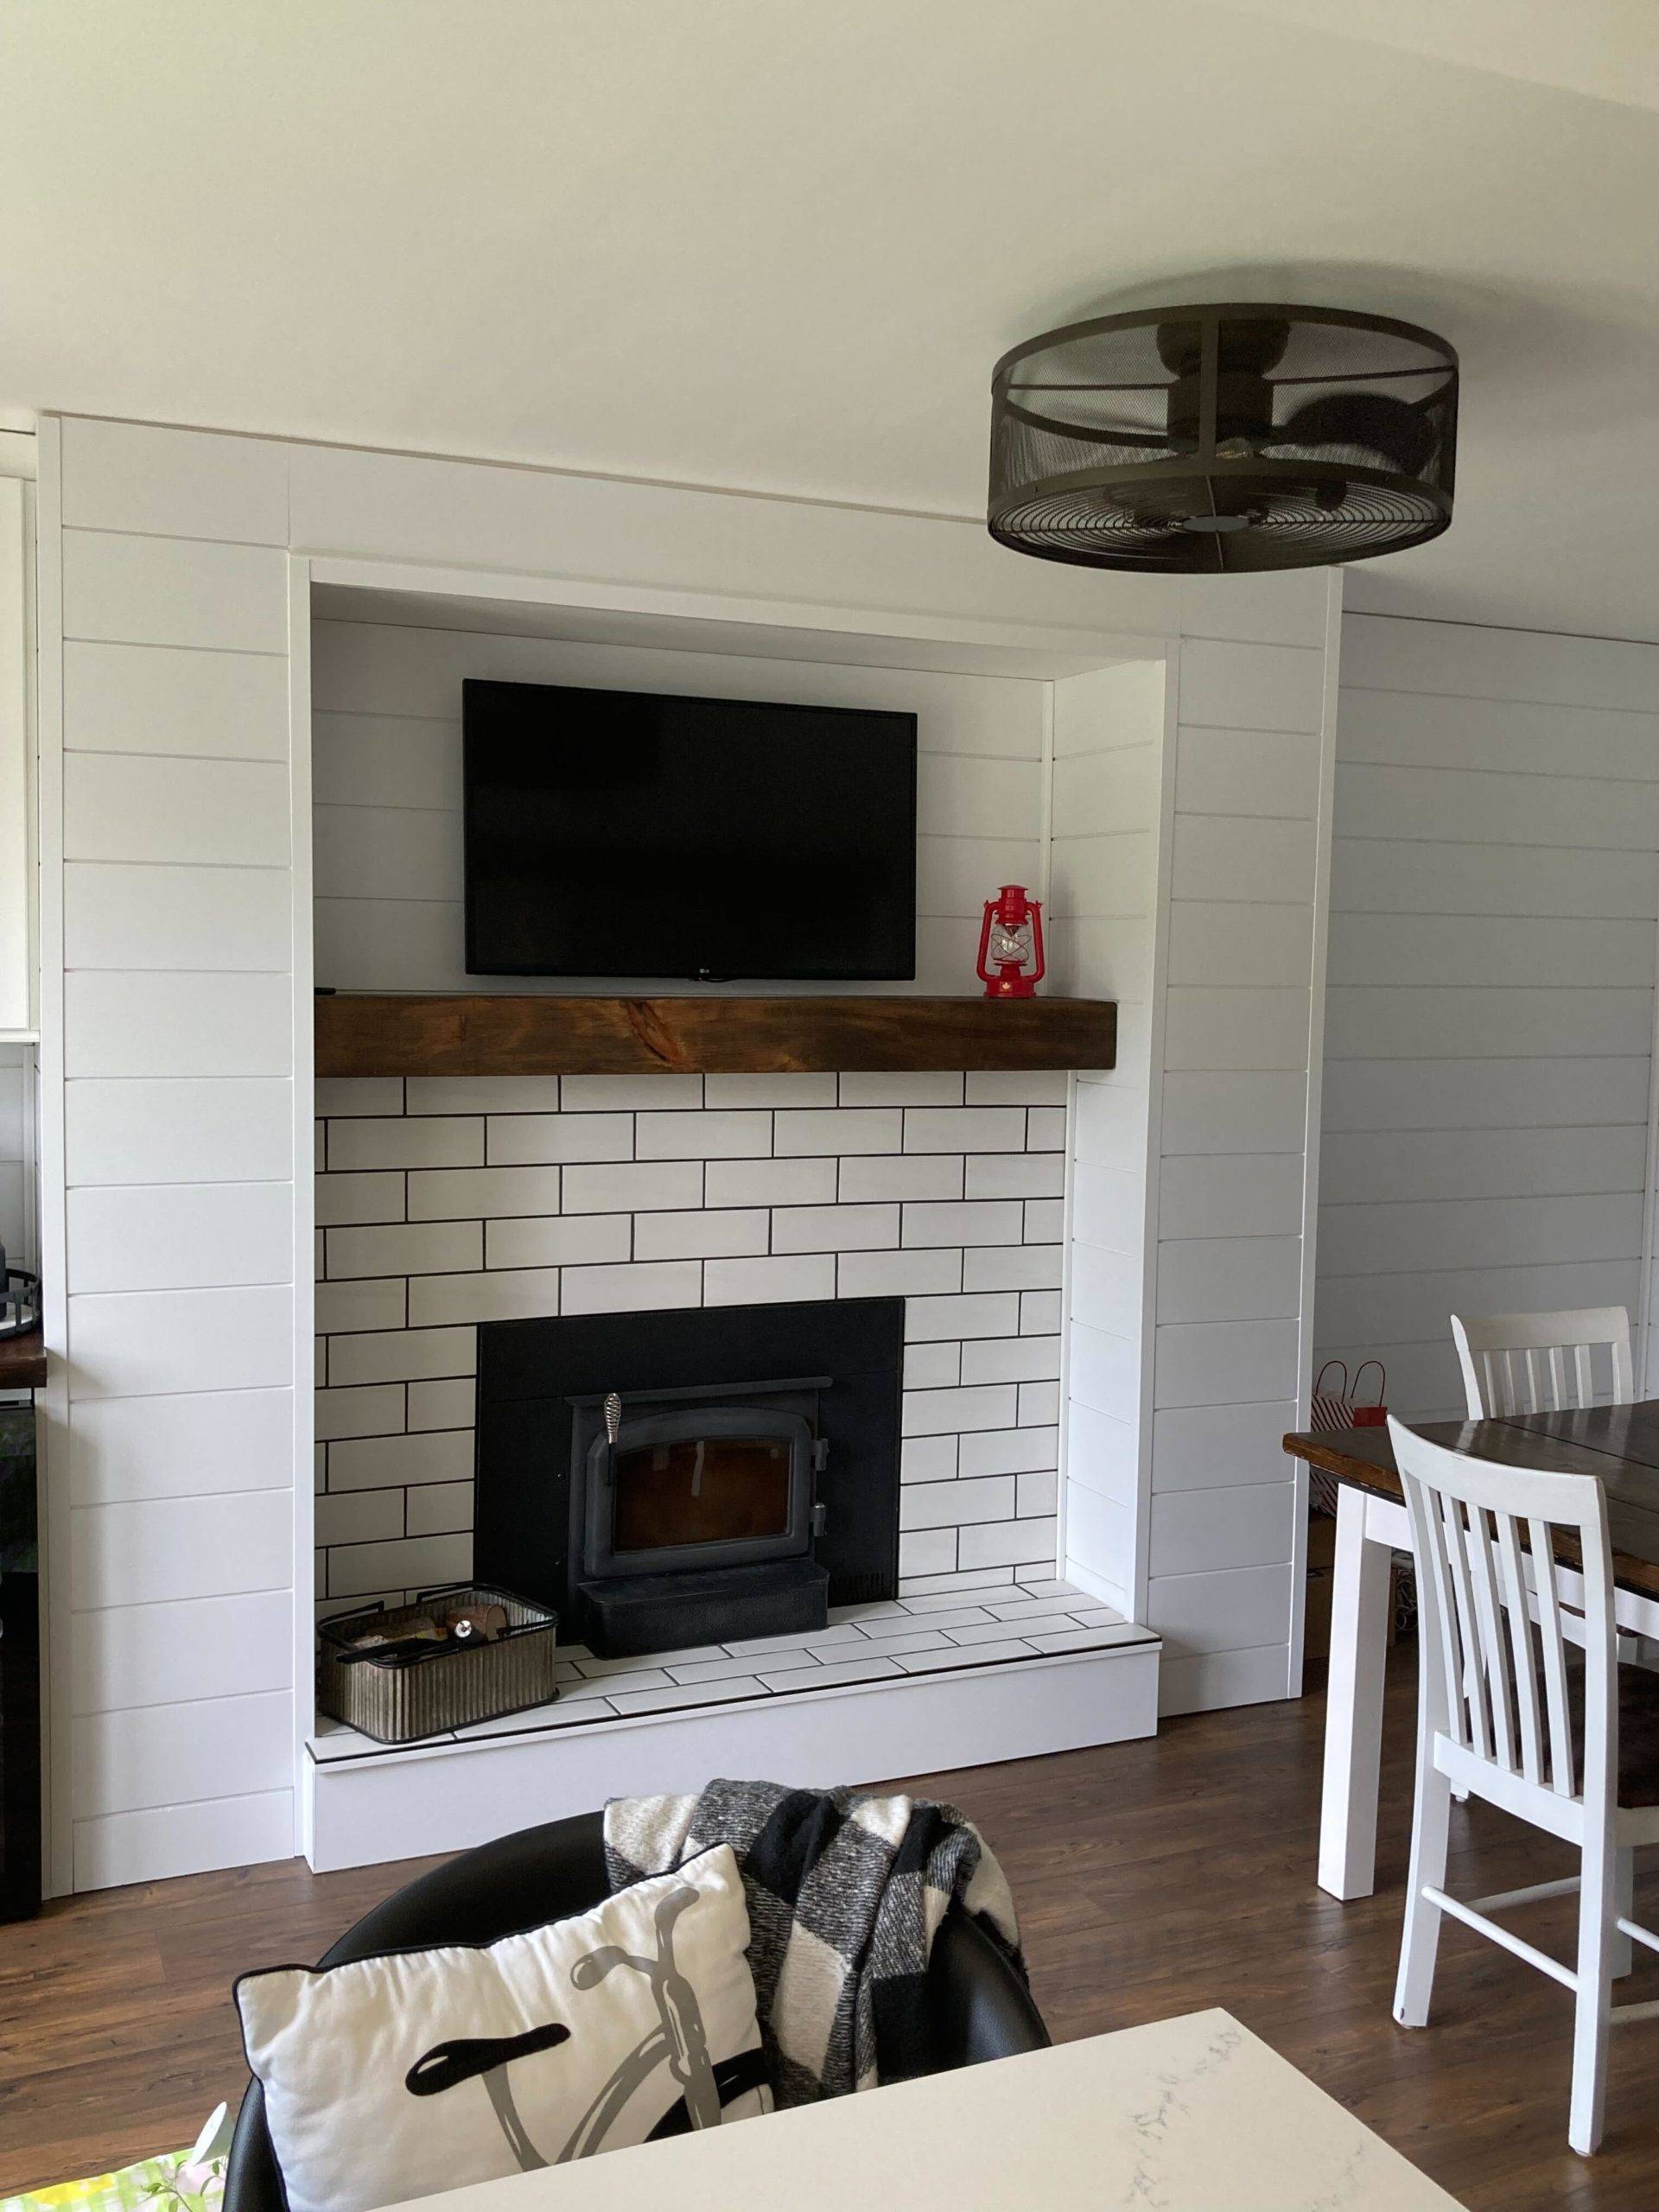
[474,1299,903,1657]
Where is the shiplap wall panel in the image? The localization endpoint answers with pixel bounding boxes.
[0,1046,35,1267]
[50,418,298,1891]
[63,640,289,762]
[1051,660,1167,1620]
[310,621,1045,999]
[1314,611,1659,1421]
[1145,598,1336,1719]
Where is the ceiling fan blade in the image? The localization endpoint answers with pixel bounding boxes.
[1272,391,1439,476]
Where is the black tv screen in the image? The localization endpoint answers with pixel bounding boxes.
[462,679,918,981]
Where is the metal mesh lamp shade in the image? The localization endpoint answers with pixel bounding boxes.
[988,302,1458,573]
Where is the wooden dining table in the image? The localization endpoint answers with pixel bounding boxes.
[1284,1402,1659,1901]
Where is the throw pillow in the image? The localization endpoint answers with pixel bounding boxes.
[235,1844,770,2212]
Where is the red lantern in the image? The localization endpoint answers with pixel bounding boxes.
[976,883,1046,999]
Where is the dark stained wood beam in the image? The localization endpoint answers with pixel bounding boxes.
[315,993,1117,1079]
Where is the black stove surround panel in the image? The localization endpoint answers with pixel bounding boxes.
[474,1299,904,1657]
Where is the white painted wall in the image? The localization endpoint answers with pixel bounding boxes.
[312,619,1047,997]
[1049,596,1341,1717]
[36,413,1342,1890]
[1315,612,1659,1421]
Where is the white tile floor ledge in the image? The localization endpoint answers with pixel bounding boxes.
[306,1582,1160,1871]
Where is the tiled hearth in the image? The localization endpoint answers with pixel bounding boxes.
[313,1579,1146,1764]
[314,1066,1070,1611]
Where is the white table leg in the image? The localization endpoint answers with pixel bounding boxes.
[1318,1484,1394,1900]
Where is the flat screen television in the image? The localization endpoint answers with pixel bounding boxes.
[462,679,918,981]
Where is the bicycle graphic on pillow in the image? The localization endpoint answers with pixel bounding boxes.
[405,1882,768,2168]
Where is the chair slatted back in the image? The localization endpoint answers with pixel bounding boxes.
[1389,1417,1616,1806]
[1450,1306,1633,1422]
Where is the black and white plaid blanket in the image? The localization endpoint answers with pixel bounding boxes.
[604,1779,1025,2107]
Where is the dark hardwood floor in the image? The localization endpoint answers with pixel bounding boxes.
[4,1649,1657,2208]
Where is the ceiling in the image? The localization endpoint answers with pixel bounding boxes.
[4,0,1658,641]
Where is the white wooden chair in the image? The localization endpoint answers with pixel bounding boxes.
[1451,1306,1634,1423]
[1389,1416,1659,2154]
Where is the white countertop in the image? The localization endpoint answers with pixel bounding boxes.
[385,2007,1465,2212]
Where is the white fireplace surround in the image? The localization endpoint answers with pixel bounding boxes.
[36,415,1339,1893]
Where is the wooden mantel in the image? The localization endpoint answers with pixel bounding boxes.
[315,993,1116,1079]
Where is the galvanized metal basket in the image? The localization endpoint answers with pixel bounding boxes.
[318,1583,561,1745]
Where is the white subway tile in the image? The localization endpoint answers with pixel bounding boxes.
[406,1481,474,1538]
[634,1210,769,1261]
[315,1276,406,1335]
[960,1334,1061,1385]
[408,1165,563,1220]
[964,1152,1065,1200]
[327,1326,475,1387]
[837,1247,963,1298]
[901,1435,958,1484]
[560,1075,702,1111]
[315,1489,404,1548]
[486,1215,630,1269]
[963,1243,1064,1293]
[486,1112,632,1166]
[635,1110,771,1160]
[902,1198,1024,1248]
[408,1376,476,1432]
[328,1534,472,1599]
[958,1516,1057,1570]
[315,1384,405,1441]
[898,1529,957,1577]
[772,1203,899,1254]
[899,1475,1016,1529]
[903,1341,962,1389]
[328,1116,482,1172]
[1027,1107,1068,1150]
[963,1072,1068,1105]
[774,1109,903,1156]
[959,1427,1059,1478]
[563,1160,702,1214]
[904,1107,1026,1154]
[758,1653,905,1693]
[703,1073,836,1106]
[703,1253,836,1306]
[906,1292,1021,1341]
[1019,1380,1062,1427]
[837,1072,963,1105]
[407,1268,562,1326]
[1021,1289,1063,1333]
[316,1172,405,1227]
[1024,1198,1065,1242]
[327,1221,480,1281]
[560,1260,703,1315]
[316,1078,405,1117]
[897,1638,1032,1672]
[705,1156,836,1208]
[328,1428,473,1492]
[407,1076,563,1114]
[902,1384,1019,1438]
[837,1154,963,1203]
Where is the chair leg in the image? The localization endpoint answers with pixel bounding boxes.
[1394,1756,1452,2029]
[1611,1847,1635,1979]
[1568,1831,1619,2156]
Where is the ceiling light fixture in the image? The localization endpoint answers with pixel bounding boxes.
[988,302,1458,574]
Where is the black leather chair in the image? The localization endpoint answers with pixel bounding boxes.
[225,1810,1047,2212]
